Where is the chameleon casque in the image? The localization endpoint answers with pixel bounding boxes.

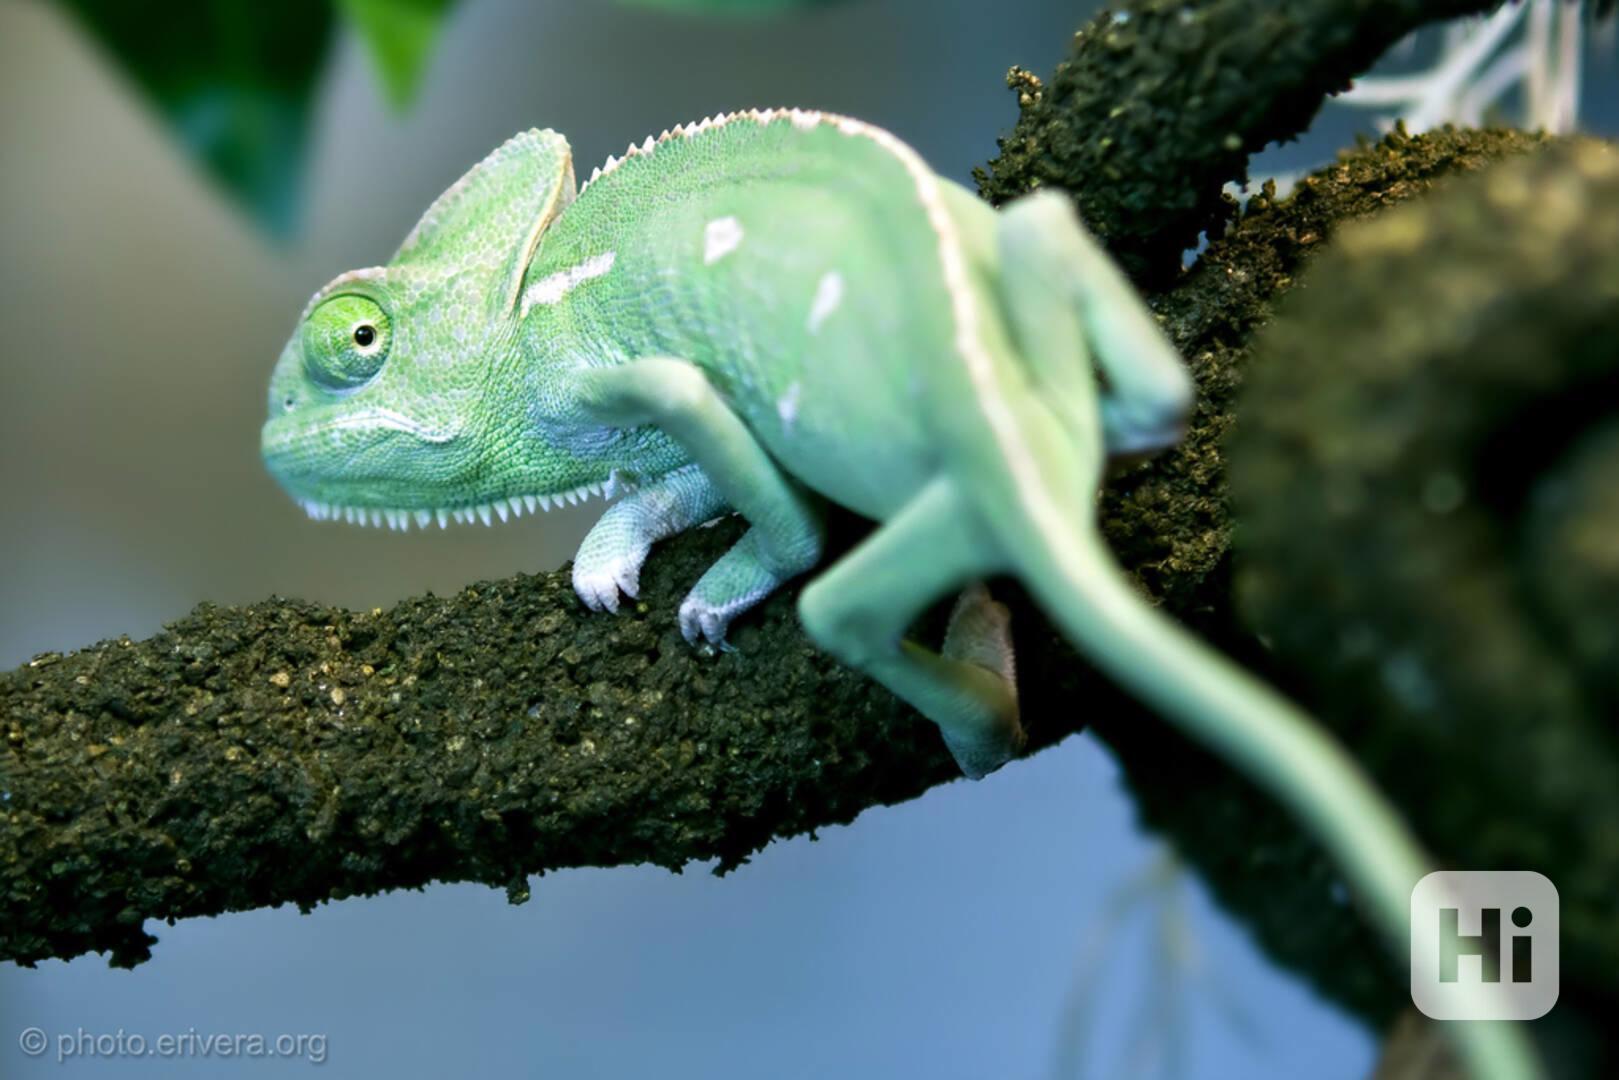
[261,110,1538,1080]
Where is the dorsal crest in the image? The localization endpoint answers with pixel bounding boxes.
[577,108,828,194]
[393,128,577,317]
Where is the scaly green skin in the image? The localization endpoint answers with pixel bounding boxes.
[261,111,1539,1080]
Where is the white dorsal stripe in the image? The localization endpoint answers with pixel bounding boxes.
[520,251,617,316]
[816,115,1065,552]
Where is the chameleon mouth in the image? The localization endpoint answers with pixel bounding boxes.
[297,479,612,531]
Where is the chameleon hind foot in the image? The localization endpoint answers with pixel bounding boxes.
[937,583,1025,779]
[994,192,1192,459]
[798,477,1022,780]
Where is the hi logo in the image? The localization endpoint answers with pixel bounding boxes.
[1410,871,1559,1020]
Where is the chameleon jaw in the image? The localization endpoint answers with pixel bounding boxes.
[297,477,612,532]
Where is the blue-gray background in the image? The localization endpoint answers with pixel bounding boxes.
[1,2,1613,1077]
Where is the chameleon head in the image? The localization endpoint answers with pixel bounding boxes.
[260,264,493,519]
[260,128,627,528]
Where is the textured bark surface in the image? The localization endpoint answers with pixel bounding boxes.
[1230,139,1619,1052]
[974,0,1501,284]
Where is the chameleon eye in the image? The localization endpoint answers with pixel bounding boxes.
[303,295,391,389]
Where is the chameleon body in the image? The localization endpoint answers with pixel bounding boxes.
[262,109,1194,777]
[260,111,1543,1080]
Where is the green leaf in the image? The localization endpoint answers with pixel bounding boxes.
[337,0,457,110]
[57,0,336,235]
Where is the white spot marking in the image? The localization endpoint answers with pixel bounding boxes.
[704,216,744,264]
[807,271,844,333]
[777,382,802,429]
[520,251,616,316]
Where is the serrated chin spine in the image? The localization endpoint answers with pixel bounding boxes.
[298,480,609,531]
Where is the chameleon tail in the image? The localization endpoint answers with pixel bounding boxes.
[1003,514,1543,1080]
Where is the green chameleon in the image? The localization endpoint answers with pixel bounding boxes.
[261,110,1536,1079]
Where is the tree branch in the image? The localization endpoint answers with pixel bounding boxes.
[975,0,1500,284]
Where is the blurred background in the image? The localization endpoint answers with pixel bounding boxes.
[0,1,1613,1077]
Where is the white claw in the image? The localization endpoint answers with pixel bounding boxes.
[571,546,647,616]
[677,594,738,652]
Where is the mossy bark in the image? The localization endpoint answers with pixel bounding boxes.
[1229,139,1619,1068]
[975,0,1501,285]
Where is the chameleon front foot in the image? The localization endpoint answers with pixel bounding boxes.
[573,548,644,614]
[569,464,729,615]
